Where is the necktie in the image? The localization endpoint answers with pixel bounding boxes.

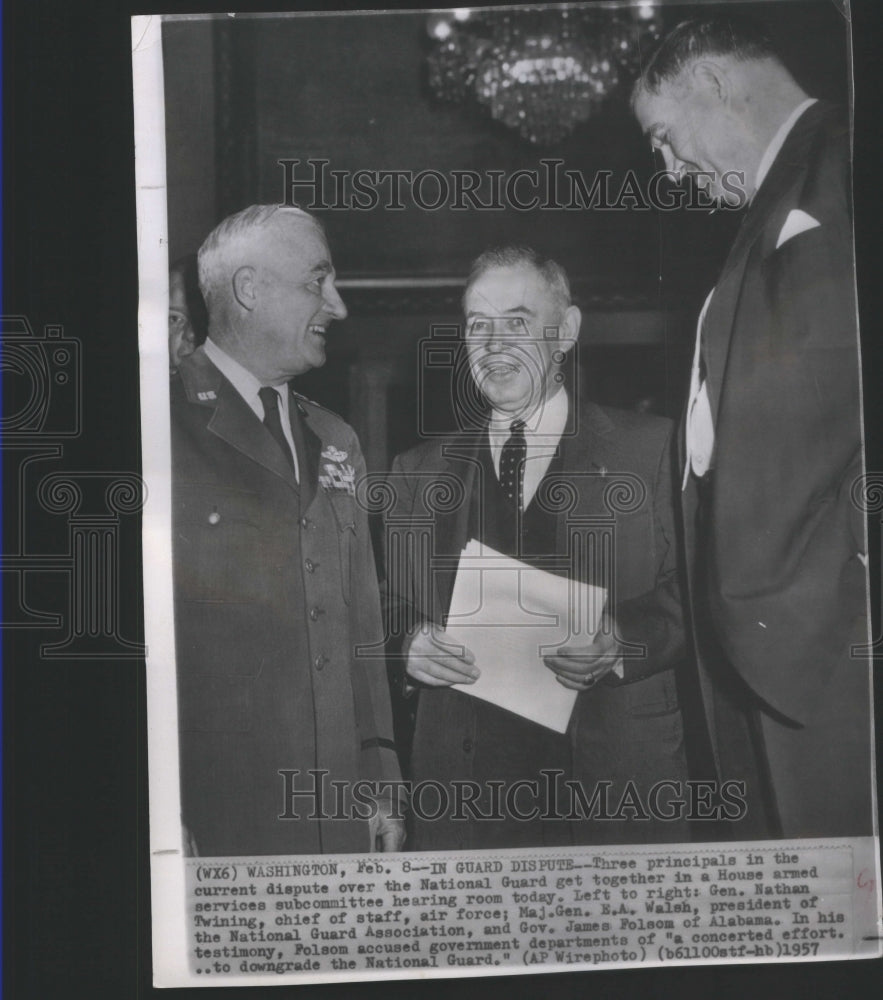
[258,386,295,470]
[499,419,526,510]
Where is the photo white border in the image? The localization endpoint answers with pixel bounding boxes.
[132,6,881,987]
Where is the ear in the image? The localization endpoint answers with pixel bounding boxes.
[691,61,729,104]
[557,305,581,355]
[232,265,257,310]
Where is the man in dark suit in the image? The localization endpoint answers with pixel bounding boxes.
[633,15,871,838]
[387,247,692,850]
[172,204,404,856]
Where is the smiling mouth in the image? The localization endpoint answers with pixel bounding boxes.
[308,324,326,337]
[481,360,520,378]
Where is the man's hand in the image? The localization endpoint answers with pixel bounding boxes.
[368,797,406,852]
[543,627,622,691]
[405,624,478,687]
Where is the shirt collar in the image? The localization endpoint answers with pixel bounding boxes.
[203,338,293,425]
[753,98,817,195]
[203,337,264,402]
[488,385,569,441]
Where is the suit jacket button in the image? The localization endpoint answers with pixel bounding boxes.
[305,558,316,572]
[462,739,473,753]
[309,606,324,622]
[314,654,327,671]
[300,516,310,529]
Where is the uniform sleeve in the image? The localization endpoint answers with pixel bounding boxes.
[379,453,430,700]
[345,432,404,790]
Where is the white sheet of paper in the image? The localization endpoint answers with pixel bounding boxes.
[443,539,611,733]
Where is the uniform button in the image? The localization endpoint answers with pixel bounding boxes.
[314,654,328,671]
[300,516,310,529]
[304,558,316,572]
[462,739,473,753]
[309,606,324,622]
[208,510,221,525]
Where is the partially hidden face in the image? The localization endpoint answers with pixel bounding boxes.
[464,263,575,416]
[168,270,196,371]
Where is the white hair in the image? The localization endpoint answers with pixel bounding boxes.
[464,245,572,318]
[196,204,322,312]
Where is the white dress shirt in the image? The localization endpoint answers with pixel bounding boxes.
[682,98,818,490]
[488,386,569,509]
[682,289,716,487]
[203,337,300,481]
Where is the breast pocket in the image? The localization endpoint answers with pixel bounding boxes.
[173,484,268,604]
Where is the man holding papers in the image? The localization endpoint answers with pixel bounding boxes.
[387,247,692,850]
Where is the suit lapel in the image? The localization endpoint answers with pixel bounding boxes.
[717,101,829,283]
[558,401,617,519]
[180,348,299,491]
[426,402,622,615]
[702,101,831,423]
[209,381,299,490]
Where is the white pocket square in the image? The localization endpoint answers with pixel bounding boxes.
[776,208,821,249]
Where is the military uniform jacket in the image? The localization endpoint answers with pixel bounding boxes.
[171,347,400,856]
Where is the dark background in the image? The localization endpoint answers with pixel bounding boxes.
[3,0,882,997]
[161,2,852,472]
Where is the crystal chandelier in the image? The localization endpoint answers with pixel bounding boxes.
[426,4,663,146]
